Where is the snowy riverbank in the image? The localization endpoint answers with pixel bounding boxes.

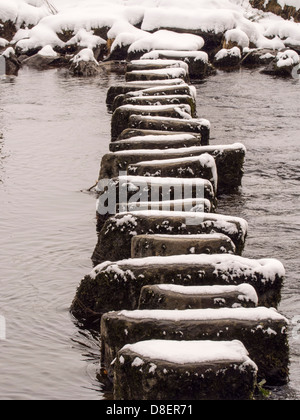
[0,1,300,66]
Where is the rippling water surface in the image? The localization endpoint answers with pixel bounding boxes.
[0,67,299,400]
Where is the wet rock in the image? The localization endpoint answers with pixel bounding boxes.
[241,48,276,67]
[111,104,192,141]
[127,154,218,193]
[132,233,236,259]
[125,67,189,83]
[250,0,300,23]
[102,143,245,194]
[128,114,210,145]
[1,47,22,76]
[101,307,289,385]
[214,47,242,69]
[112,83,196,111]
[114,340,258,400]
[138,283,258,310]
[115,95,197,118]
[109,133,202,151]
[106,80,186,106]
[0,19,17,42]
[71,253,284,327]
[261,49,300,78]
[140,50,215,79]
[92,210,248,265]
[21,53,68,69]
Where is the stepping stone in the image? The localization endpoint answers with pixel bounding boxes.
[95,175,216,230]
[127,59,189,73]
[71,253,284,326]
[138,283,258,310]
[97,198,213,235]
[101,307,289,385]
[112,83,196,111]
[141,50,215,79]
[118,128,202,141]
[125,67,189,83]
[103,143,246,194]
[128,114,210,145]
[114,340,258,400]
[106,79,186,106]
[100,152,217,193]
[111,104,192,141]
[131,233,236,258]
[109,133,202,151]
[127,154,218,193]
[92,210,248,264]
[115,94,197,118]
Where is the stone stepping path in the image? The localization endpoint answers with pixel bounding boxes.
[70,57,290,398]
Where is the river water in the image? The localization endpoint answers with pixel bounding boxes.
[0,66,299,400]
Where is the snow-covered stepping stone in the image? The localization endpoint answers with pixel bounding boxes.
[106,79,186,106]
[128,154,218,192]
[138,283,258,310]
[104,143,246,194]
[112,83,196,111]
[111,104,192,140]
[127,59,189,73]
[71,254,284,327]
[116,94,197,118]
[114,340,258,400]
[141,50,214,79]
[131,233,236,258]
[109,133,201,151]
[95,176,216,231]
[101,307,289,385]
[125,67,189,83]
[128,114,211,145]
[92,209,249,264]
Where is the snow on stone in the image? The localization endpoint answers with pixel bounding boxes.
[276,49,300,67]
[157,283,259,305]
[215,46,241,61]
[0,38,9,48]
[225,28,250,49]
[141,50,209,64]
[1,47,15,57]
[70,47,98,64]
[38,44,57,56]
[66,28,106,50]
[119,307,289,323]
[127,67,188,80]
[122,339,257,367]
[128,30,205,54]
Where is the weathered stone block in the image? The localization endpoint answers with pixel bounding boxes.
[131,233,236,258]
[116,95,197,118]
[106,80,185,106]
[111,104,192,141]
[100,143,246,194]
[128,114,210,145]
[109,133,202,152]
[125,67,189,83]
[114,340,258,400]
[138,283,258,310]
[95,175,216,231]
[101,307,289,385]
[128,154,218,193]
[92,209,248,264]
[112,83,196,111]
[71,252,285,327]
[96,197,213,234]
[140,50,215,79]
[126,59,189,73]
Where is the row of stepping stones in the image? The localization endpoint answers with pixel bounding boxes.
[71,56,289,400]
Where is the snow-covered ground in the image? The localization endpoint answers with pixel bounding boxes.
[0,0,300,54]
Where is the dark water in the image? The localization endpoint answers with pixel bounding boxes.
[0,67,299,400]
